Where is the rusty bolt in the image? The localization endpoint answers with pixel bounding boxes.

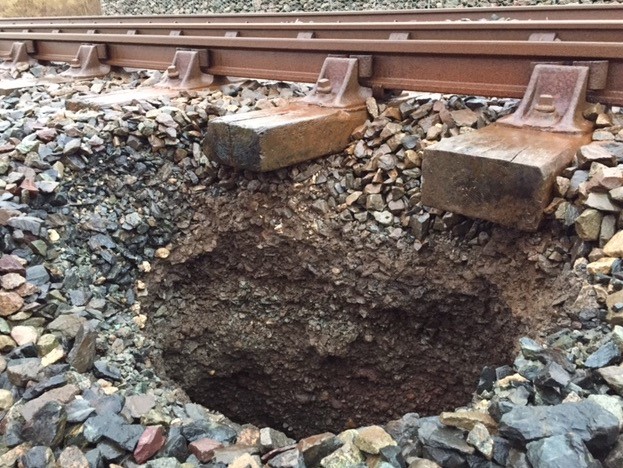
[69,58,81,68]
[316,78,332,94]
[167,65,180,79]
[534,94,556,113]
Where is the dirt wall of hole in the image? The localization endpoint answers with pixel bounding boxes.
[144,188,580,438]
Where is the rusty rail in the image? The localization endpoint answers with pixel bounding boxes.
[2,4,623,24]
[2,20,623,44]
[2,8,623,106]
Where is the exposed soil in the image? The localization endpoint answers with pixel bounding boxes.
[144,183,580,439]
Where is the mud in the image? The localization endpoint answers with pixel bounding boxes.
[144,184,580,439]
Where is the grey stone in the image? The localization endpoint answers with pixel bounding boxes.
[585,193,621,213]
[519,337,544,360]
[181,419,237,444]
[146,457,183,468]
[585,341,621,368]
[21,401,67,448]
[526,433,600,468]
[159,429,188,461]
[67,323,97,373]
[410,213,431,240]
[66,398,95,423]
[47,314,84,339]
[123,394,156,419]
[605,434,623,468]
[499,400,619,453]
[260,427,294,451]
[8,216,43,235]
[7,357,42,386]
[19,446,55,468]
[267,449,304,468]
[25,264,50,286]
[534,361,571,388]
[577,143,617,168]
[93,359,122,381]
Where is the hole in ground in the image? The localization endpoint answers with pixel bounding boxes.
[145,222,575,439]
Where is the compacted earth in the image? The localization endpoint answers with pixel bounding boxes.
[1,59,623,468]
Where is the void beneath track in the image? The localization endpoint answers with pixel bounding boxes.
[144,189,577,438]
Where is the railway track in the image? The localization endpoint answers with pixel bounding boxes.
[1,11,623,104]
[0,4,622,229]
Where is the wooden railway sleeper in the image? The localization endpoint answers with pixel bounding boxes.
[421,63,598,231]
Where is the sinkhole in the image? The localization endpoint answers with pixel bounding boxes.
[144,218,574,439]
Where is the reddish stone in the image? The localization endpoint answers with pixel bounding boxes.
[36,128,57,142]
[189,438,223,463]
[0,255,25,275]
[19,179,38,195]
[0,292,23,316]
[134,425,166,464]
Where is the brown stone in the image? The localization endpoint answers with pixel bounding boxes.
[587,257,617,275]
[189,438,223,463]
[134,425,166,464]
[58,445,89,468]
[0,254,25,275]
[212,445,260,465]
[0,273,25,290]
[606,290,623,326]
[19,384,79,420]
[230,453,262,468]
[15,282,39,297]
[238,425,261,446]
[450,108,479,128]
[0,444,31,467]
[0,291,23,316]
[440,410,498,433]
[47,314,86,339]
[576,209,603,241]
[204,103,367,172]
[605,231,623,257]
[0,335,16,352]
[598,367,623,396]
[353,426,396,454]
[67,323,97,373]
[585,166,623,192]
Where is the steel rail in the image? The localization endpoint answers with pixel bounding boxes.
[1,20,623,43]
[1,31,622,105]
[2,4,623,24]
